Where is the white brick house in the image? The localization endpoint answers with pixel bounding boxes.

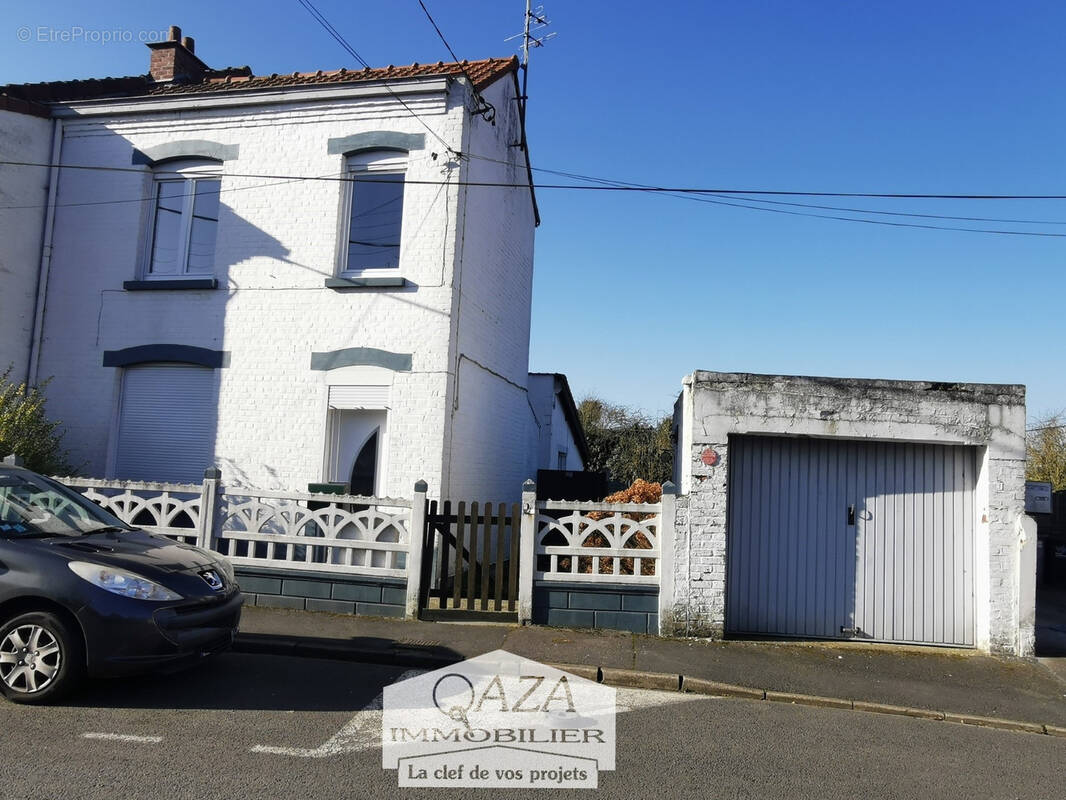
[0,99,52,385]
[1,27,549,500]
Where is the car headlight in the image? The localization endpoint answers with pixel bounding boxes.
[68,561,183,602]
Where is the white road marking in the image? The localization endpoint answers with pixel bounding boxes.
[251,669,423,759]
[251,672,708,759]
[81,733,163,744]
[614,686,710,713]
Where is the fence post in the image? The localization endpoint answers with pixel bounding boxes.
[518,479,537,625]
[658,481,677,636]
[405,480,428,620]
[198,466,221,551]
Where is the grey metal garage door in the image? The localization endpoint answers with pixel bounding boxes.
[726,436,976,646]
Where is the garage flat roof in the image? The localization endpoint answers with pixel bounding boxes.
[685,370,1025,403]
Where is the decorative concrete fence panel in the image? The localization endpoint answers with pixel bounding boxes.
[523,482,677,636]
[57,476,206,546]
[55,470,418,620]
[534,499,663,584]
[215,487,411,579]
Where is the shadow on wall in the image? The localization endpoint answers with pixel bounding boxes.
[103,184,298,485]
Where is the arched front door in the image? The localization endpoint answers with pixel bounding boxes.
[348,429,378,496]
[327,410,386,496]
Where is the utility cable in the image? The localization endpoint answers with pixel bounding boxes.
[295,0,457,154]
[3,159,1066,238]
[415,0,496,122]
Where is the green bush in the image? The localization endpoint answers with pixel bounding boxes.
[0,366,73,475]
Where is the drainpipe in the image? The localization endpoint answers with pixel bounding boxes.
[443,90,474,500]
[27,118,63,386]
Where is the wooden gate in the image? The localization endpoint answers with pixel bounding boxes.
[419,500,520,621]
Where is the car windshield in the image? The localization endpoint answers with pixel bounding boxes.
[0,471,133,538]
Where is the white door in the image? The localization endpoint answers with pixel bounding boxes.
[327,409,387,496]
[726,436,976,646]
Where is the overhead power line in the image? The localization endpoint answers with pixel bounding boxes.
[294,0,456,153]
[204,2,1066,239]
[718,194,1066,227]
[415,0,496,122]
[6,159,1066,204]
[3,159,1066,239]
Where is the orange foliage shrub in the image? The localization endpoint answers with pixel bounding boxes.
[603,479,663,506]
[575,479,662,576]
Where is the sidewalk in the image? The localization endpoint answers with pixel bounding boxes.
[236,605,1066,732]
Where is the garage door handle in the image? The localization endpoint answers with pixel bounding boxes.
[847,504,855,526]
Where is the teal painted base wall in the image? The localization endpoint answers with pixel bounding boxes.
[533,581,658,635]
[235,566,406,618]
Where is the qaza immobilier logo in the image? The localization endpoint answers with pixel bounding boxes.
[382,649,616,789]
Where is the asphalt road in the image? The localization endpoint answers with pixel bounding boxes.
[0,652,1062,800]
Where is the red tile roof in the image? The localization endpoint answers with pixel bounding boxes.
[1,57,517,105]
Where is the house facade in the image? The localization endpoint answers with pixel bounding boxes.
[2,27,546,501]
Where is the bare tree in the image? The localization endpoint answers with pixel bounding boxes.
[1026,412,1066,490]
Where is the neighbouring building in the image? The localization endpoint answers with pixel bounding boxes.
[672,371,1034,656]
[527,372,588,473]
[0,98,53,385]
[0,26,574,501]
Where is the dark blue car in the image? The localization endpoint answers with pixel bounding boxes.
[0,465,242,704]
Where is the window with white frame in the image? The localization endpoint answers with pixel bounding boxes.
[340,150,406,274]
[144,159,222,278]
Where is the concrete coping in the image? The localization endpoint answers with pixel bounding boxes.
[686,370,1026,403]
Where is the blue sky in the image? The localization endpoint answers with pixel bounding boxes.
[3,1,1064,420]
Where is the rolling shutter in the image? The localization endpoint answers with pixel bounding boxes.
[328,385,390,410]
[114,364,216,484]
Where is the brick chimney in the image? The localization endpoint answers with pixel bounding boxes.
[147,25,210,83]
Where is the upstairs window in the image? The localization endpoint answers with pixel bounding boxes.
[145,159,221,278]
[342,151,405,274]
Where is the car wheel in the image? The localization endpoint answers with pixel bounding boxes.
[0,611,84,704]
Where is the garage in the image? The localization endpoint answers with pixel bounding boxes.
[726,435,977,646]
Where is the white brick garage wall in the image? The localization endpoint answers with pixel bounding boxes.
[670,371,1031,656]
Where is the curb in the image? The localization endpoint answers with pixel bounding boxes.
[234,634,1064,739]
[235,633,459,671]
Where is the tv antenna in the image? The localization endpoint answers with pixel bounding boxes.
[506,2,556,121]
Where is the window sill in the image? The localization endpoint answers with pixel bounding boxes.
[124,279,218,291]
[325,276,407,290]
